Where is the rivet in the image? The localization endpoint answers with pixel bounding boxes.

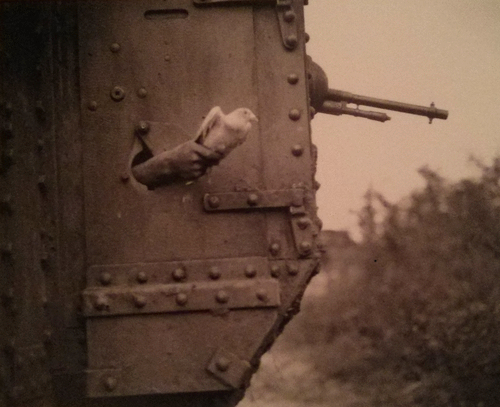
[1,242,13,256]
[4,338,15,354]
[270,264,281,278]
[269,242,281,256]
[3,149,14,167]
[136,121,150,135]
[99,271,112,286]
[103,376,117,392]
[287,264,299,276]
[136,271,148,284]
[291,144,303,157]
[137,88,147,98]
[176,293,188,306]
[207,195,220,209]
[110,86,126,102]
[172,268,186,281]
[287,73,299,85]
[215,356,230,372]
[310,106,316,119]
[164,55,171,62]
[215,290,229,304]
[5,102,13,117]
[88,101,97,111]
[300,241,312,254]
[0,195,12,213]
[209,266,221,280]
[43,329,52,344]
[110,43,121,53]
[244,265,257,278]
[37,175,47,193]
[256,289,268,302]
[94,295,109,311]
[37,139,45,152]
[40,252,49,270]
[283,10,296,23]
[133,294,147,308]
[35,101,45,120]
[289,109,301,121]
[120,172,130,183]
[247,193,259,206]
[305,32,310,43]
[285,34,298,49]
[297,217,311,230]
[2,122,13,139]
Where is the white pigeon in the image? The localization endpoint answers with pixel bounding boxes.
[195,106,258,158]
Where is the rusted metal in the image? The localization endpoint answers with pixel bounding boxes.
[206,348,252,389]
[1,0,323,405]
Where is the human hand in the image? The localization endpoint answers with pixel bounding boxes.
[132,140,222,187]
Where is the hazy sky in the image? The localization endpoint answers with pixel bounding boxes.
[304,1,500,238]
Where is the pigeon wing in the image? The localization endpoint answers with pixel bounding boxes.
[195,106,223,144]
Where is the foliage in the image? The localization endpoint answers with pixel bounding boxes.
[301,157,500,406]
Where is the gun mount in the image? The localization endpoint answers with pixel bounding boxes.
[307,57,449,123]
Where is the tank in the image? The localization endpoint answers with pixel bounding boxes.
[0,2,447,407]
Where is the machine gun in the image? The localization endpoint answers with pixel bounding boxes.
[307,57,449,123]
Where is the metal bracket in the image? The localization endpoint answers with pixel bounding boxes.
[276,2,299,50]
[290,206,315,257]
[83,279,280,317]
[8,344,50,403]
[206,348,251,389]
[204,189,304,211]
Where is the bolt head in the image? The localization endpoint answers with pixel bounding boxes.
[287,73,299,85]
[287,264,299,276]
[285,34,298,49]
[305,32,310,43]
[176,293,188,306]
[103,376,117,391]
[99,272,112,286]
[88,101,97,111]
[207,195,220,208]
[247,193,259,206]
[291,144,304,157]
[256,289,268,302]
[136,271,148,284]
[289,109,301,121]
[133,294,147,308]
[297,217,311,230]
[215,356,230,372]
[94,295,109,311]
[172,268,186,281]
[270,264,281,278]
[136,121,150,135]
[215,290,229,304]
[269,242,281,256]
[209,266,221,280]
[310,106,316,119]
[137,87,147,98]
[110,43,121,53]
[283,10,296,23]
[244,265,257,278]
[110,86,126,102]
[300,241,312,254]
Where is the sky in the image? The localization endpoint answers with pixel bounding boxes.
[304,1,500,239]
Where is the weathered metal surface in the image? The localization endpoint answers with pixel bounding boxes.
[203,189,304,211]
[1,0,321,405]
[206,348,252,389]
[83,279,280,317]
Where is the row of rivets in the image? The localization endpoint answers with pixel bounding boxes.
[269,263,299,277]
[88,88,149,111]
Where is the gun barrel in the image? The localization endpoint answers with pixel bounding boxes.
[326,89,448,121]
[320,101,391,123]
